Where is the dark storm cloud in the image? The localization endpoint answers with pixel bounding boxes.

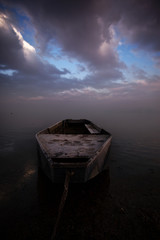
[1,0,123,70]
[0,8,69,94]
[3,0,160,56]
[0,0,160,99]
[118,0,160,51]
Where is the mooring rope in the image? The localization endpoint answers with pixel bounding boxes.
[51,171,72,240]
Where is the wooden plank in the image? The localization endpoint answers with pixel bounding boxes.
[85,124,100,134]
[38,134,108,159]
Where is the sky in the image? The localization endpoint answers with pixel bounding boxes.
[0,0,160,126]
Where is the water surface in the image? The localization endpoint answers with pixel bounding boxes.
[0,111,160,239]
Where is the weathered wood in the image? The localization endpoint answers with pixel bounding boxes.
[85,123,100,134]
[38,134,109,159]
[36,119,112,183]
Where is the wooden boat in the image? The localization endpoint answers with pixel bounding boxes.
[36,119,112,183]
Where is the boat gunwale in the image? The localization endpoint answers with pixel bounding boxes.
[35,119,112,167]
[35,119,111,137]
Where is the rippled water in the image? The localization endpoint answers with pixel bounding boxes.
[0,112,160,239]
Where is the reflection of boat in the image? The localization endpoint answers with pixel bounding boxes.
[36,119,112,183]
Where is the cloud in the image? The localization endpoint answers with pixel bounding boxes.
[18,95,46,101]
[83,68,124,89]
[0,9,71,96]
[0,12,25,70]
[3,0,159,55]
[11,24,36,59]
[116,0,160,51]
[1,0,124,69]
[153,56,160,68]
[0,0,160,104]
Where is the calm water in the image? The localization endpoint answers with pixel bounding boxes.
[0,111,160,240]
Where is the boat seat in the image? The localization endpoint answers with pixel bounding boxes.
[85,124,100,134]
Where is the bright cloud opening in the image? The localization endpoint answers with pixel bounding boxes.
[12,26,36,58]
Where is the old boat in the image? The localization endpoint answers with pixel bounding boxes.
[36,119,112,183]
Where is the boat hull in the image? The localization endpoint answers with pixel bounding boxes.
[36,119,112,183]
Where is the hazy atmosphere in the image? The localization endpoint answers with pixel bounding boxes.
[0,0,160,127]
[0,1,160,240]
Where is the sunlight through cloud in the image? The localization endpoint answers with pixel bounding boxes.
[12,26,36,58]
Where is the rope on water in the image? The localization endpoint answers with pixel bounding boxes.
[51,171,73,240]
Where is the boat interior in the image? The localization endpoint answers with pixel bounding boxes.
[44,119,106,135]
[37,119,111,163]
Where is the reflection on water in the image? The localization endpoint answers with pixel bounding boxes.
[0,166,36,202]
[0,112,160,240]
[0,139,14,152]
[23,168,36,179]
[37,167,110,240]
